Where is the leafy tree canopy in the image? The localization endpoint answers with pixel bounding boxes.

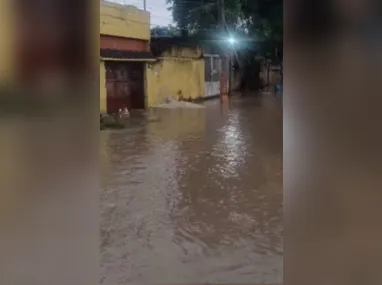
[164,0,283,89]
[166,0,282,42]
[151,25,181,37]
[165,0,282,62]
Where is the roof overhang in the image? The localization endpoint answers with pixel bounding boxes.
[100,57,156,62]
[100,49,156,62]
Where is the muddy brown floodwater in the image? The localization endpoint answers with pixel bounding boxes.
[100,94,283,285]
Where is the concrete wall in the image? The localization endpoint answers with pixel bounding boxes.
[146,44,204,106]
[159,45,203,59]
[101,35,149,51]
[100,2,151,113]
[100,1,150,41]
[146,58,204,106]
[100,61,107,113]
[0,0,15,83]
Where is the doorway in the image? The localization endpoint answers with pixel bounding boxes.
[105,61,145,114]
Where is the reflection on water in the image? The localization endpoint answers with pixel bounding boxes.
[100,95,283,285]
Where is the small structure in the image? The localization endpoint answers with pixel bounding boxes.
[100,3,206,114]
[99,3,233,115]
[147,37,205,106]
[100,1,155,114]
[203,53,230,98]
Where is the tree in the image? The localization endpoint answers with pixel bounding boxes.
[167,0,283,89]
[151,25,181,37]
[166,0,218,37]
[167,0,282,57]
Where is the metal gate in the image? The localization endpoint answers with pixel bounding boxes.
[204,54,229,98]
[105,61,145,114]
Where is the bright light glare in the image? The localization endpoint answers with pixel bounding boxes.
[228,37,236,44]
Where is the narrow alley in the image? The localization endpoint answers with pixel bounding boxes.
[100,94,283,284]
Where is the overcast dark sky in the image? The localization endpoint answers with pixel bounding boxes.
[110,0,173,27]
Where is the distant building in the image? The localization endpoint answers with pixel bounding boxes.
[100,1,154,114]
[148,37,205,105]
[100,1,230,114]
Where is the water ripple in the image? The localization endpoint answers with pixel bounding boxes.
[101,95,283,284]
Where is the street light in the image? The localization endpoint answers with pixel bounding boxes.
[228,37,236,45]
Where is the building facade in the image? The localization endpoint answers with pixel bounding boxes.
[100,1,153,114]
[100,2,209,114]
[147,38,205,106]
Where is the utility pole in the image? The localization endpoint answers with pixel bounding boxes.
[143,0,146,11]
[217,0,225,30]
[217,0,229,98]
[228,43,233,96]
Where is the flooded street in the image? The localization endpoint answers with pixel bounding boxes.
[100,94,283,284]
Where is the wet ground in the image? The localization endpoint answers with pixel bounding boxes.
[100,94,283,284]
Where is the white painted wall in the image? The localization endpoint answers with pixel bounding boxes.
[203,55,228,98]
[204,82,220,98]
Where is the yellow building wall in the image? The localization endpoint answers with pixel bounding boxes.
[100,61,107,113]
[146,58,205,106]
[159,45,203,59]
[0,0,15,83]
[100,1,150,40]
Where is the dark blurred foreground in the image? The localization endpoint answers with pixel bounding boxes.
[285,0,382,284]
[1,0,382,284]
[0,1,98,285]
